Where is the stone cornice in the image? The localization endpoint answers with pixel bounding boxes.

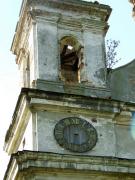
[4,151,135,179]
[30,9,108,33]
[26,0,112,17]
[27,2,111,21]
[11,0,111,56]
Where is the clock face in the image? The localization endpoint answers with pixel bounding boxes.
[54,117,97,153]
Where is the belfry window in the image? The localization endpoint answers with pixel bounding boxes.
[60,36,83,83]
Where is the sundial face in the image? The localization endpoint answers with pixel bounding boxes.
[54,117,98,153]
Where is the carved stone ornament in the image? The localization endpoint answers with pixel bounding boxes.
[54,117,98,153]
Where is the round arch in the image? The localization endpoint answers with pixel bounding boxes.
[60,36,83,83]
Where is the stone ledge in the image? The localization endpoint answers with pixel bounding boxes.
[4,151,135,179]
[35,79,111,99]
[26,0,112,15]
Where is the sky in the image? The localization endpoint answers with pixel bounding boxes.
[0,0,135,179]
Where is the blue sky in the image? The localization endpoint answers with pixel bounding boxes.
[0,0,135,178]
[0,1,22,179]
[102,0,135,66]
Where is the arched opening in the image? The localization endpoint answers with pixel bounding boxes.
[60,36,83,83]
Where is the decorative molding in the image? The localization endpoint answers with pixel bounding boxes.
[16,48,29,65]
[36,79,111,99]
[26,0,112,21]
[11,0,111,56]
[4,151,135,179]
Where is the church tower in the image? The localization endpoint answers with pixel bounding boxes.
[4,0,135,179]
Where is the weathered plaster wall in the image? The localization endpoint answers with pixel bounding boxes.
[36,18,59,81]
[35,18,106,86]
[111,60,135,102]
[35,111,115,156]
[83,31,106,87]
[116,124,135,159]
[31,110,135,159]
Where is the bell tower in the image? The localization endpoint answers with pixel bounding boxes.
[5,0,135,179]
[11,0,111,97]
